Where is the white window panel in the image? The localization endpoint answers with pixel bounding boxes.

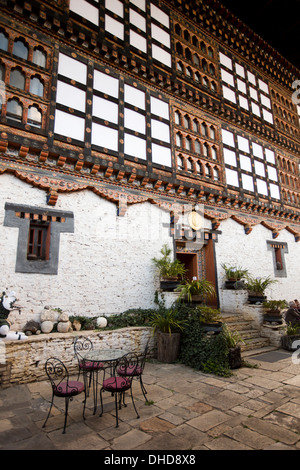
[222,85,236,103]
[151,24,170,48]
[151,119,170,143]
[270,183,280,199]
[54,109,85,141]
[235,63,245,78]
[221,68,234,86]
[124,84,145,109]
[92,122,118,151]
[221,129,235,147]
[105,15,124,40]
[258,79,269,94]
[152,44,171,67]
[242,174,254,192]
[130,30,147,53]
[124,108,146,133]
[94,70,119,98]
[251,101,261,117]
[105,0,124,17]
[247,71,256,85]
[69,0,99,26]
[265,149,275,163]
[58,53,87,85]
[219,52,233,70]
[257,178,268,196]
[267,165,278,181]
[130,0,146,11]
[150,4,169,28]
[223,148,237,166]
[124,133,147,159]
[252,142,263,159]
[240,154,252,171]
[249,87,258,101]
[239,95,249,110]
[152,143,171,166]
[237,135,250,153]
[92,96,119,123]
[237,79,247,94]
[56,81,86,112]
[260,94,271,109]
[130,9,146,31]
[225,168,239,187]
[150,96,169,119]
[262,109,273,124]
[254,160,265,177]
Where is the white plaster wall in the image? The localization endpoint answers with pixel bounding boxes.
[215,217,300,304]
[0,174,173,329]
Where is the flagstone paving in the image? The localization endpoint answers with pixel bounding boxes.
[1,349,300,450]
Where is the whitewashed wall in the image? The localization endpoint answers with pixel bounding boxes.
[0,174,173,330]
[215,217,300,304]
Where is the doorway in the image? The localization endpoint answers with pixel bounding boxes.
[176,252,198,281]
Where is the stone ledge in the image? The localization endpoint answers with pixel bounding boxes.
[0,327,154,388]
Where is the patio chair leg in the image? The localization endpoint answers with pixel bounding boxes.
[43,393,54,429]
[115,393,119,428]
[130,387,140,420]
[139,377,147,401]
[63,396,70,434]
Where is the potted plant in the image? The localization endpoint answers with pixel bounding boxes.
[152,244,187,291]
[222,324,244,369]
[281,323,300,351]
[221,263,249,289]
[262,300,287,324]
[245,275,277,304]
[150,307,187,363]
[176,278,216,305]
[198,306,223,333]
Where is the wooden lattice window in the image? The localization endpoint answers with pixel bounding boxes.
[27,221,50,261]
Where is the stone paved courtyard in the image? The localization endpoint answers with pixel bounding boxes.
[1,349,300,451]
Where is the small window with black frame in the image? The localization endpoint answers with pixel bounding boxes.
[27,220,51,261]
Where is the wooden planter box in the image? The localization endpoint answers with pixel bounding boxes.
[228,346,242,369]
[156,331,181,363]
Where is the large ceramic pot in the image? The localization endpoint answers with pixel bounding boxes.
[201,321,223,334]
[160,278,180,292]
[248,292,267,304]
[228,346,242,369]
[281,334,300,351]
[156,331,181,363]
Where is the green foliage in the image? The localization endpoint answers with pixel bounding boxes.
[222,323,244,348]
[197,306,222,324]
[152,244,187,279]
[150,307,187,334]
[285,322,300,336]
[245,275,277,294]
[103,309,153,330]
[221,263,249,280]
[262,300,287,310]
[176,279,216,303]
[69,316,98,330]
[178,307,231,377]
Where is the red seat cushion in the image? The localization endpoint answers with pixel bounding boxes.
[103,376,131,393]
[54,381,85,397]
[117,365,142,377]
[79,360,103,370]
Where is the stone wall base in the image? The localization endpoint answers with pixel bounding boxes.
[0,327,154,388]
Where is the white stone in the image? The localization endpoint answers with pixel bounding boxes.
[58,313,69,322]
[96,316,107,328]
[41,321,54,334]
[57,321,71,333]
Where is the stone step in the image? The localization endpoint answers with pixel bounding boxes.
[242,345,279,358]
[241,336,271,352]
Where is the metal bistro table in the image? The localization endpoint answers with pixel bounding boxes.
[83,349,128,414]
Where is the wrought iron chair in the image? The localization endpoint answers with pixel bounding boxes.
[43,357,86,434]
[99,352,140,427]
[117,339,150,401]
[74,336,103,384]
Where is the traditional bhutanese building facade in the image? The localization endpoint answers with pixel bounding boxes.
[0,0,299,325]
